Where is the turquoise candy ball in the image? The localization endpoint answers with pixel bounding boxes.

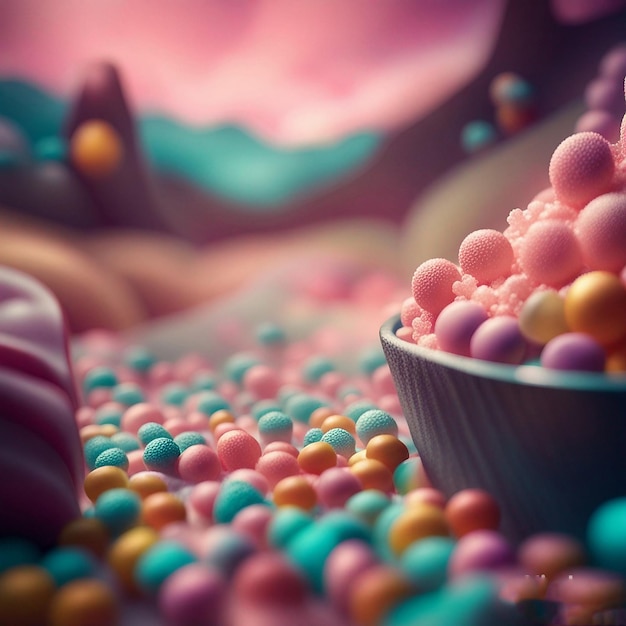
[223,353,261,384]
[84,435,115,470]
[345,489,391,525]
[286,511,370,593]
[83,366,118,393]
[136,541,197,593]
[251,400,283,421]
[256,322,286,346]
[138,423,173,446]
[124,346,156,373]
[143,437,180,472]
[303,428,324,446]
[258,411,293,437]
[372,501,405,563]
[358,347,387,375]
[355,409,398,445]
[112,383,145,406]
[94,488,142,534]
[94,406,123,427]
[196,391,231,416]
[213,480,266,524]
[302,356,335,383]
[0,538,40,573]
[94,447,129,471]
[174,432,206,452]
[110,432,140,452]
[343,400,378,421]
[161,383,189,407]
[284,393,329,423]
[267,508,313,549]
[40,546,96,587]
[191,373,218,392]
[321,428,356,457]
[399,536,455,591]
[587,497,626,576]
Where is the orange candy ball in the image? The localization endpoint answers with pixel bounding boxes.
[128,472,168,499]
[141,492,187,530]
[107,526,159,594]
[70,119,123,179]
[321,414,356,435]
[48,579,119,626]
[297,441,337,475]
[388,503,449,555]
[350,458,394,493]
[444,488,501,538]
[365,434,410,472]
[208,410,235,432]
[348,449,368,467]
[309,406,336,428]
[0,565,55,626]
[272,475,317,511]
[349,565,414,626]
[83,465,129,503]
[564,271,626,346]
[58,517,111,558]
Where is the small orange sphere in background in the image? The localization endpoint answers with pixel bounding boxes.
[321,414,356,435]
[99,424,119,437]
[365,434,409,472]
[309,406,336,428]
[141,492,187,530]
[80,425,107,444]
[48,578,119,626]
[564,271,626,346]
[444,488,501,538]
[349,564,414,626]
[348,449,368,467]
[607,340,626,373]
[208,410,235,433]
[388,503,449,556]
[70,119,123,179]
[107,526,159,594]
[350,458,394,493]
[58,517,111,558]
[272,475,317,511]
[128,472,168,499]
[0,565,55,626]
[84,465,129,503]
[297,441,337,475]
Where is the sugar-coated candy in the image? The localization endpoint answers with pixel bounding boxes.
[444,489,501,538]
[138,422,173,445]
[177,445,221,483]
[549,131,614,208]
[316,467,362,509]
[350,458,394,493]
[355,409,398,445]
[40,546,96,587]
[365,434,409,472]
[345,490,391,525]
[83,465,129,503]
[231,504,274,548]
[411,258,462,315]
[518,289,568,345]
[217,429,262,470]
[213,480,266,524]
[0,565,55,626]
[142,492,187,530]
[48,578,119,626]
[94,447,129,470]
[321,427,356,457]
[399,536,455,591]
[297,441,337,474]
[203,527,256,577]
[0,538,40,573]
[57,518,110,559]
[448,530,514,579]
[256,450,300,487]
[128,471,168,499]
[458,229,514,285]
[587,497,626,576]
[321,413,356,434]
[267,507,313,549]
[388,503,449,556]
[273,475,317,510]
[143,437,181,472]
[257,410,293,445]
[94,487,142,534]
[70,119,123,179]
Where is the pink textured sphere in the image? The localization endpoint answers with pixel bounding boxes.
[177,445,221,483]
[576,192,626,272]
[548,132,614,208]
[458,229,514,284]
[216,429,262,471]
[411,258,461,314]
[518,220,583,287]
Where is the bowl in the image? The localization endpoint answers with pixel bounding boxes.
[380,315,626,543]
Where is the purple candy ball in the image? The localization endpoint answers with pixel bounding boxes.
[448,530,515,579]
[540,333,606,372]
[435,301,489,357]
[159,563,226,626]
[470,316,527,365]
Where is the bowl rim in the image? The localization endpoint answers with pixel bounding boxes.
[380,314,626,392]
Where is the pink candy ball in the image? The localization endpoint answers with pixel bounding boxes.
[231,504,275,548]
[188,480,221,521]
[470,316,527,365]
[458,229,514,285]
[227,469,270,495]
[323,540,379,614]
[448,530,515,579]
[243,365,281,400]
[434,301,489,357]
[217,430,261,472]
[255,450,301,487]
[178,445,221,483]
[411,258,461,315]
[121,402,165,434]
[548,131,614,208]
[518,220,583,287]
[316,467,362,509]
[159,563,226,626]
[576,192,626,272]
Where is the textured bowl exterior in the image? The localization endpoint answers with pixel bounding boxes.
[380,315,626,542]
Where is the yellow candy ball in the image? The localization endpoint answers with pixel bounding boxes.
[564,271,626,346]
[388,503,449,556]
[84,465,129,503]
[107,526,159,594]
[0,565,55,626]
[518,289,568,345]
[70,119,123,179]
[48,579,119,626]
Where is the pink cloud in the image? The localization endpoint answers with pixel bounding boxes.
[0,0,505,144]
